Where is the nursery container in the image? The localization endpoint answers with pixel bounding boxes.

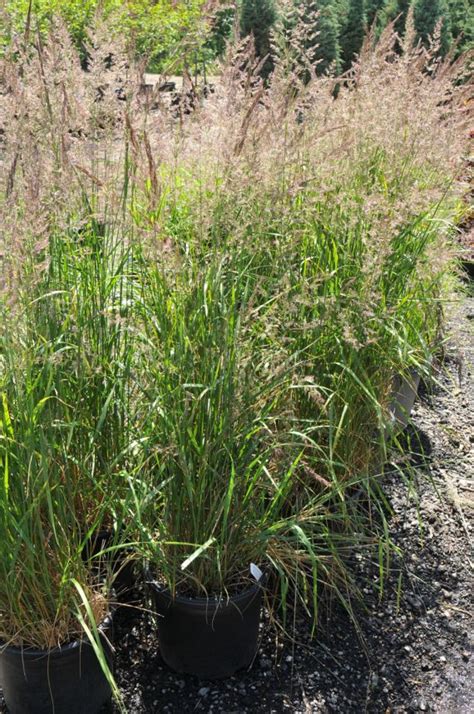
[0,613,114,714]
[390,369,421,432]
[148,575,265,679]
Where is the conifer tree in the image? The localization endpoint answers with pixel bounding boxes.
[240,0,278,76]
[447,0,474,54]
[332,0,350,28]
[296,0,341,75]
[316,0,342,74]
[413,0,451,55]
[207,6,235,58]
[381,0,411,36]
[366,0,387,27]
[341,0,367,70]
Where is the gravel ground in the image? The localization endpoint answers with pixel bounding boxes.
[1,294,472,714]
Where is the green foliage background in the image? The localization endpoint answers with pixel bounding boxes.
[1,0,205,70]
[1,0,473,73]
[240,0,473,73]
[240,0,277,75]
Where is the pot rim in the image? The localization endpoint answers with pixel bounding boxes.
[146,568,267,608]
[0,609,115,658]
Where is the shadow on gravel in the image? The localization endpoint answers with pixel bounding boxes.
[400,424,434,466]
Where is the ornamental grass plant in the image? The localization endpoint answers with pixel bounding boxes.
[132,248,361,612]
[0,8,471,644]
[0,314,111,651]
[0,192,136,707]
[0,30,136,658]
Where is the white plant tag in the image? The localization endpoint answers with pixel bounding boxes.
[250,563,263,582]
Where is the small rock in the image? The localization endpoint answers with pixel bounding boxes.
[370,672,379,688]
[406,594,424,612]
[462,651,470,662]
[198,687,210,697]
[130,693,141,708]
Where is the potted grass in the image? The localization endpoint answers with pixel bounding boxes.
[17,218,137,597]
[133,253,323,679]
[0,331,118,714]
[376,216,443,436]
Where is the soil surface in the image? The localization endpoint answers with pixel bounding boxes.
[0,294,472,714]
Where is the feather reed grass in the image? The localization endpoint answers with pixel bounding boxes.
[0,10,471,649]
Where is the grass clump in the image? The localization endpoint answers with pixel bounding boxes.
[0,319,110,649]
[133,251,325,601]
[0,9,471,650]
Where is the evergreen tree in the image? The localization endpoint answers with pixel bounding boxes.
[206,6,236,58]
[296,0,341,76]
[366,0,387,27]
[341,0,367,70]
[331,0,350,28]
[316,0,342,74]
[413,0,451,55]
[240,0,278,76]
[382,0,411,36]
[447,0,474,54]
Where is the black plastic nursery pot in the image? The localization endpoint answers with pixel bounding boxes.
[148,576,265,679]
[390,369,421,432]
[0,613,114,714]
